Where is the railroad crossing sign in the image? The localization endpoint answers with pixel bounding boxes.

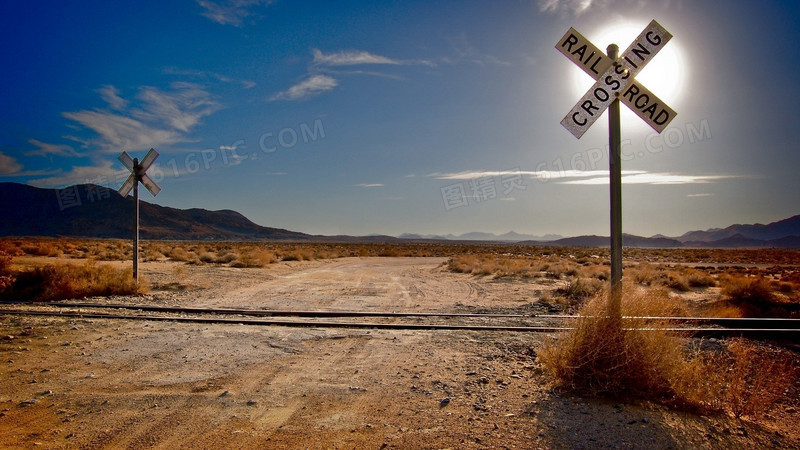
[119,148,161,197]
[554,20,677,318]
[556,19,677,139]
[118,148,160,283]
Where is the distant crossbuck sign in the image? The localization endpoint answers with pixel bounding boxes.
[119,148,161,197]
[118,148,160,283]
[556,19,677,138]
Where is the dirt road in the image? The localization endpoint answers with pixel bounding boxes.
[1,257,796,448]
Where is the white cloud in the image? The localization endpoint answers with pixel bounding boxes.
[356,183,384,188]
[163,67,257,89]
[313,49,402,66]
[0,151,23,175]
[62,110,184,153]
[62,83,220,153]
[26,139,80,157]
[429,169,645,180]
[195,0,273,26]
[28,160,129,188]
[270,75,338,101]
[133,84,220,133]
[312,48,435,67]
[560,173,738,185]
[98,85,128,110]
[538,0,596,14]
[430,169,737,185]
[538,0,658,15]
[687,193,714,198]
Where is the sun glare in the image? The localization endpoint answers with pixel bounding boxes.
[571,21,686,108]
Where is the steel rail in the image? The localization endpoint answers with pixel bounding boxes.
[1,307,798,337]
[45,302,527,318]
[40,302,800,329]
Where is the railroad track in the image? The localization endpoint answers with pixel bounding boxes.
[1,302,798,337]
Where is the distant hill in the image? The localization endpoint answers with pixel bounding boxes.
[0,182,311,241]
[519,234,684,248]
[677,215,800,243]
[2,182,798,247]
[398,231,563,242]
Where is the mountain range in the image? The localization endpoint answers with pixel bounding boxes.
[1,182,798,248]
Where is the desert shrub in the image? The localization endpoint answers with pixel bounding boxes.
[540,287,798,418]
[22,241,60,257]
[198,252,217,264]
[0,251,11,275]
[722,276,775,304]
[376,247,402,257]
[0,241,25,257]
[556,277,604,301]
[142,247,165,262]
[447,254,544,278]
[722,339,797,419]
[1,261,142,302]
[540,287,684,397]
[168,247,195,262]
[664,272,690,292]
[231,249,276,268]
[715,275,795,317]
[686,269,716,288]
[215,251,238,264]
[0,251,14,294]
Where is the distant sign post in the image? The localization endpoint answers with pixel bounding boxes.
[119,148,161,284]
[555,20,676,317]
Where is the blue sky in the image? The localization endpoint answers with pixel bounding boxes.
[2,0,799,238]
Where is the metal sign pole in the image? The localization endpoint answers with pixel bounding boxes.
[607,45,623,319]
[118,149,159,286]
[133,158,140,284]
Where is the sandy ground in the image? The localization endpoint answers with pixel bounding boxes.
[1,257,798,448]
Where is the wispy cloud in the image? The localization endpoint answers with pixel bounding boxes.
[27,160,129,188]
[132,83,219,133]
[430,170,740,185]
[538,0,657,15]
[313,49,401,66]
[270,75,338,101]
[26,139,80,157]
[312,49,434,67]
[443,33,511,67]
[195,0,274,26]
[271,48,434,102]
[538,0,595,15]
[98,85,128,110]
[356,183,384,188]
[0,151,23,175]
[429,169,642,180]
[687,193,715,198]
[63,83,220,153]
[560,173,739,185]
[164,67,257,89]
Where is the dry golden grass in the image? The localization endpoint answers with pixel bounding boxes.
[539,286,687,397]
[540,286,798,419]
[231,248,277,268]
[555,277,604,302]
[706,274,799,318]
[0,260,143,302]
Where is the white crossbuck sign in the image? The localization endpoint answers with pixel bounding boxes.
[556,20,677,138]
[118,148,161,197]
